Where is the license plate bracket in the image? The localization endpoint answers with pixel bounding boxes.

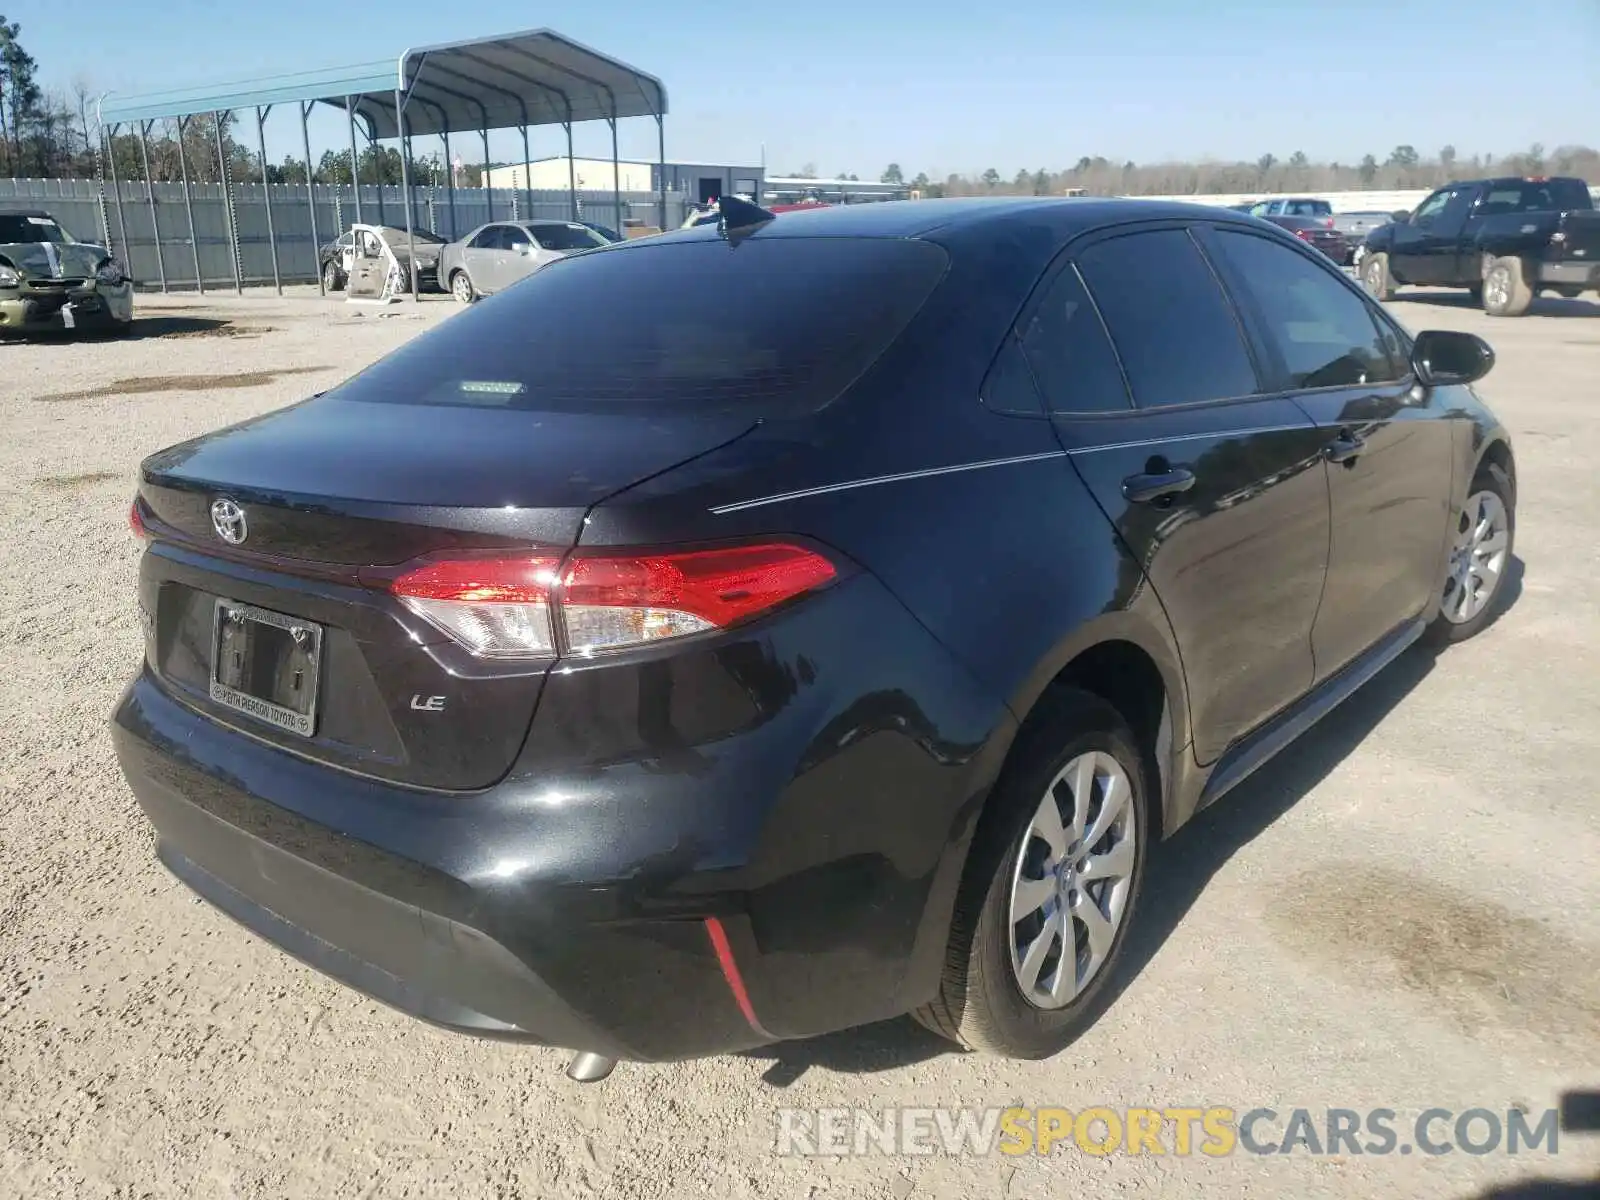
[209,598,324,737]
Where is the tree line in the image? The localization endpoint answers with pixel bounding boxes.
[869,144,1600,197]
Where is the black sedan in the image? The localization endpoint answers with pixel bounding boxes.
[114,197,1515,1075]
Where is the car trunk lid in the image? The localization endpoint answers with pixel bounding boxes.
[137,397,758,790]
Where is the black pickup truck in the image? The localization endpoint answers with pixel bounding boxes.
[1358,176,1600,316]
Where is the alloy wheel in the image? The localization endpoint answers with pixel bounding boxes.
[1007,750,1137,1009]
[1442,490,1510,624]
[1363,259,1384,298]
[1484,267,1510,312]
[452,273,473,303]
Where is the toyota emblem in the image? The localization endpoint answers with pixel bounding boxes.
[210,498,248,545]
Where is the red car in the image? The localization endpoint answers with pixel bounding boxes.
[1258,213,1350,264]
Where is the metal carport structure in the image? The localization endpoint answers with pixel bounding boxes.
[97,29,669,299]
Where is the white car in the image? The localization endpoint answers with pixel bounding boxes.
[438,219,612,303]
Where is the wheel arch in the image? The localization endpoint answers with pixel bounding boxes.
[991,612,1192,844]
[1476,434,1517,504]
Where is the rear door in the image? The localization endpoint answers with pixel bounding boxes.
[1027,225,1332,764]
[1202,224,1455,678]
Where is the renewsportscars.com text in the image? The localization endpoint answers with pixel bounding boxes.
[775,1106,1563,1158]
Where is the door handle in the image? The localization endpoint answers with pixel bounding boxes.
[1121,468,1196,504]
[1323,432,1366,465]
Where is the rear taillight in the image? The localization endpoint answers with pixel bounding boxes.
[1295,228,1314,241]
[129,498,148,541]
[390,543,838,659]
[1324,217,1334,228]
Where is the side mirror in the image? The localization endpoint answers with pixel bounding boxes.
[1391,210,1411,223]
[1412,329,1494,387]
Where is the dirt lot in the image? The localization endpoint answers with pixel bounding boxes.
[1,288,1597,1199]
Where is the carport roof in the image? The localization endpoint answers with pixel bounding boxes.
[97,29,668,137]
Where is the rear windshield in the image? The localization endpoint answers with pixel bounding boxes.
[1479,179,1592,214]
[1284,199,1332,216]
[331,236,950,416]
[528,223,609,251]
[0,214,72,243]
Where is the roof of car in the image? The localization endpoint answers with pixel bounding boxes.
[0,205,57,217]
[658,196,1260,243]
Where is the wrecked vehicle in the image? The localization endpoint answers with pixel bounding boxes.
[0,207,134,336]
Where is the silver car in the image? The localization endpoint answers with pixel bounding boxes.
[439,219,612,303]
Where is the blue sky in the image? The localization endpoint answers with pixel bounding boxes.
[14,0,1599,178]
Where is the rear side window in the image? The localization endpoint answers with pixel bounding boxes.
[1211,231,1404,389]
[331,237,949,416]
[1479,179,1592,214]
[1018,264,1129,414]
[1075,229,1258,409]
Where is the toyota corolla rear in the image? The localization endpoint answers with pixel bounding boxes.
[110,226,1016,1062]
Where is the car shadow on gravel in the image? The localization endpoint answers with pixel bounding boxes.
[1396,291,1600,318]
[743,558,1525,1086]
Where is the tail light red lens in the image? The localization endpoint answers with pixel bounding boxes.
[1295,228,1314,241]
[390,543,837,659]
[129,497,148,540]
[1324,217,1334,228]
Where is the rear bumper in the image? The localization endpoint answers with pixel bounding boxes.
[113,671,773,1060]
[111,572,1012,1060]
[1538,261,1600,289]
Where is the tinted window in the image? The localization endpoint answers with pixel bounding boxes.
[1212,231,1403,389]
[0,214,71,243]
[529,223,609,251]
[331,238,949,416]
[1479,179,1592,215]
[981,334,1044,416]
[1075,230,1258,408]
[469,227,504,250]
[503,226,532,249]
[1018,264,1129,414]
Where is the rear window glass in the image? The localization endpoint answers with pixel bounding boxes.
[331,236,949,416]
[0,214,71,243]
[1285,199,1332,216]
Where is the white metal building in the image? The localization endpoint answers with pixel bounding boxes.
[483,157,763,203]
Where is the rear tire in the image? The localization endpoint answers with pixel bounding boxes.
[1482,256,1535,317]
[322,261,343,292]
[911,690,1149,1058]
[1361,252,1397,302]
[1424,461,1515,645]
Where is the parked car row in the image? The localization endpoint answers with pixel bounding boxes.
[319,218,623,301]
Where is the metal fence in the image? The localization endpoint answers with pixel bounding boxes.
[0,177,694,291]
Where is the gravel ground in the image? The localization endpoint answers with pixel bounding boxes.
[1,288,1598,1199]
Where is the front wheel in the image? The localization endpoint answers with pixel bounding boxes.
[1361,251,1396,302]
[322,260,343,292]
[450,270,476,304]
[1425,462,1514,645]
[912,690,1149,1058]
